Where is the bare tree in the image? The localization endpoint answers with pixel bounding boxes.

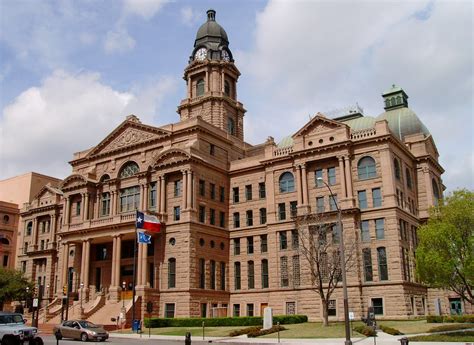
[295,212,356,326]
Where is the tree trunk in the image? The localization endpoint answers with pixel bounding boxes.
[321,299,329,326]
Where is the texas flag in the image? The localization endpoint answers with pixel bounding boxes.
[136,211,161,233]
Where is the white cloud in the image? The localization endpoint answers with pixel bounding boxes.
[104,27,136,54]
[123,0,168,20]
[180,6,201,26]
[0,70,177,180]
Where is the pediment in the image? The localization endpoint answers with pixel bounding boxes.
[87,115,170,158]
[293,114,345,138]
[33,184,62,203]
[152,148,191,168]
[60,174,89,190]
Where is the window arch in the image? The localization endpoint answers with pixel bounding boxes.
[3,215,9,224]
[357,156,376,180]
[432,178,440,206]
[406,168,412,189]
[394,158,401,180]
[196,79,205,96]
[100,174,110,183]
[384,98,390,108]
[0,238,9,245]
[224,80,231,97]
[26,222,33,236]
[168,258,176,288]
[119,162,139,179]
[396,95,402,105]
[279,172,295,193]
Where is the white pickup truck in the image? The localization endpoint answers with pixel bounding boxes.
[0,312,43,345]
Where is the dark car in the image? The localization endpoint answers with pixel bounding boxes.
[53,320,109,342]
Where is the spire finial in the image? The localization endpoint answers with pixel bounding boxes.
[207,9,216,21]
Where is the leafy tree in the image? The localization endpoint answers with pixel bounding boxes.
[295,213,355,326]
[0,268,33,310]
[416,189,474,304]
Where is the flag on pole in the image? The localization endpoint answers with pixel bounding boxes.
[137,231,152,244]
[136,211,161,232]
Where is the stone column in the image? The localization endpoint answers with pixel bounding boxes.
[206,70,210,92]
[296,165,303,205]
[33,218,38,247]
[61,243,69,294]
[160,176,166,214]
[111,236,117,288]
[338,156,347,198]
[62,198,68,225]
[143,183,149,211]
[94,192,100,219]
[182,170,188,210]
[80,241,86,284]
[137,244,143,286]
[114,235,122,286]
[301,164,308,205]
[344,156,354,199]
[84,240,90,288]
[141,243,148,286]
[187,170,193,209]
[187,77,191,98]
[50,215,56,243]
[140,185,145,211]
[84,193,89,220]
[221,71,225,93]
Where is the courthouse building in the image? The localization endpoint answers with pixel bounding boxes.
[17,10,461,323]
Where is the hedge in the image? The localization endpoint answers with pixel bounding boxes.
[353,325,377,337]
[426,315,474,323]
[229,325,286,337]
[144,314,307,328]
[379,325,403,335]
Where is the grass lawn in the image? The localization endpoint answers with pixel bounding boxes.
[138,326,243,337]
[408,330,474,342]
[259,322,363,338]
[376,319,472,334]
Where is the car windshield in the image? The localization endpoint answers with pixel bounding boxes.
[0,315,24,324]
[78,321,98,328]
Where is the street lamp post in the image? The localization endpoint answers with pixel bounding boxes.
[80,282,84,319]
[122,281,126,309]
[317,177,352,345]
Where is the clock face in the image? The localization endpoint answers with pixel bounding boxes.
[221,50,230,62]
[194,48,207,61]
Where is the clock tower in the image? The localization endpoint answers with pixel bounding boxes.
[178,9,246,141]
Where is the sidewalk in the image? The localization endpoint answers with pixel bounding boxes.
[109,330,467,345]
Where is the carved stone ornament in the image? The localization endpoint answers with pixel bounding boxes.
[153,149,191,168]
[102,127,156,154]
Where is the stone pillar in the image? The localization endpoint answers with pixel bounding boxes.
[182,170,187,210]
[206,70,210,92]
[339,156,347,199]
[344,156,354,199]
[187,77,191,98]
[80,241,86,284]
[62,198,67,225]
[379,149,396,206]
[50,215,56,243]
[84,240,90,288]
[296,165,303,205]
[137,244,143,286]
[187,170,193,209]
[61,243,69,294]
[33,218,38,247]
[143,183,149,211]
[160,176,166,214]
[140,185,145,211]
[111,236,116,288]
[111,190,117,216]
[141,244,148,286]
[301,164,308,205]
[94,192,100,218]
[114,236,122,286]
[84,193,89,220]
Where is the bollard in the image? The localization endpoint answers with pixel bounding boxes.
[277,321,280,343]
[398,337,409,345]
[185,331,192,345]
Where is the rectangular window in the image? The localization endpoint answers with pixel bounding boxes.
[247,236,254,254]
[23,242,28,254]
[278,203,286,220]
[286,302,296,315]
[173,206,180,221]
[290,201,297,218]
[234,262,241,290]
[210,260,216,289]
[377,247,388,281]
[220,262,226,290]
[261,259,269,288]
[280,256,289,287]
[210,144,215,156]
[119,186,140,212]
[245,185,252,201]
[358,190,367,209]
[361,220,370,242]
[246,210,253,226]
[199,206,206,223]
[292,255,300,286]
[279,231,288,250]
[259,182,266,199]
[199,258,205,289]
[210,208,216,225]
[316,197,325,213]
[233,304,240,317]
[332,224,340,244]
[329,195,338,211]
[260,235,268,253]
[101,192,111,216]
[164,303,175,318]
[291,229,299,249]
[233,187,239,203]
[149,183,156,209]
[233,212,240,228]
[76,201,81,216]
[219,211,225,228]
[199,180,205,196]
[234,238,240,255]
[248,261,255,289]
[174,180,182,197]
[210,183,216,200]
[259,208,267,224]
[372,298,384,315]
[375,219,385,239]
[372,188,382,207]
[220,186,225,202]
[315,169,323,187]
[168,259,176,288]
[363,248,373,282]
[247,303,254,316]
[201,303,207,318]
[3,255,8,267]
[328,167,336,185]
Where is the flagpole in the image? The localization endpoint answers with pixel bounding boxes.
[132,210,138,332]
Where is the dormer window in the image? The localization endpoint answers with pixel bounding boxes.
[196,79,205,97]
[224,80,230,97]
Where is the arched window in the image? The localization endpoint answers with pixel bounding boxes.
[196,79,205,96]
[391,97,396,106]
[101,192,111,216]
[432,178,440,206]
[0,238,9,245]
[357,156,376,180]
[3,215,9,224]
[406,168,413,189]
[26,222,33,236]
[384,99,390,108]
[396,95,402,105]
[224,80,230,97]
[168,258,176,288]
[394,158,401,180]
[227,117,235,135]
[377,247,388,281]
[119,162,139,179]
[261,259,269,288]
[100,174,110,183]
[279,172,295,193]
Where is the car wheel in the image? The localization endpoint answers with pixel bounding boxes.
[81,332,88,342]
[30,337,44,345]
[55,331,63,340]
[2,336,17,345]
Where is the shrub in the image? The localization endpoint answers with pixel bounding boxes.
[426,314,474,323]
[379,325,403,335]
[353,325,376,337]
[247,325,286,338]
[428,324,474,333]
[144,314,307,328]
[229,326,261,337]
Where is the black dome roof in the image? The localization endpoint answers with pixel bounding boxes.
[195,9,228,47]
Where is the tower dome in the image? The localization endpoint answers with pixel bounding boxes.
[195,9,229,47]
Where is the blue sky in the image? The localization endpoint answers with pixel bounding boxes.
[0,0,472,192]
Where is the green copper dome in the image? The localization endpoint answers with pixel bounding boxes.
[342,116,376,131]
[195,9,229,46]
[377,107,430,141]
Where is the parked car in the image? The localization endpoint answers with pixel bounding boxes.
[0,312,43,345]
[54,320,109,342]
